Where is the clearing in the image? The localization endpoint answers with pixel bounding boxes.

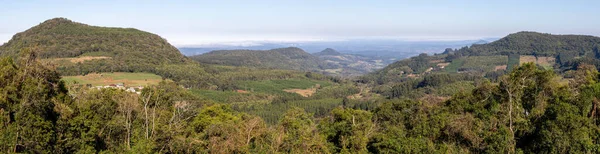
[494,65,507,71]
[519,55,555,69]
[62,72,164,86]
[52,56,111,63]
[283,88,317,97]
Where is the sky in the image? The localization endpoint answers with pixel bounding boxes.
[1,0,600,46]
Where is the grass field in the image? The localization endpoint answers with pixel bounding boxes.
[519,55,555,70]
[62,72,164,86]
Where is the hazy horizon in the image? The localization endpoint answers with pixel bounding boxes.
[2,0,600,46]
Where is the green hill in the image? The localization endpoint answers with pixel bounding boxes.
[460,31,600,56]
[0,18,189,75]
[313,48,342,56]
[362,31,600,99]
[191,47,333,71]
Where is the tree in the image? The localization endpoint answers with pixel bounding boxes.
[273,107,329,153]
[0,49,68,153]
[320,107,376,153]
[498,63,556,152]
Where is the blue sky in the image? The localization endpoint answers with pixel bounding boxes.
[1,0,599,46]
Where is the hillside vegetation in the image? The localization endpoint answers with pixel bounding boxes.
[0,18,189,76]
[4,48,600,153]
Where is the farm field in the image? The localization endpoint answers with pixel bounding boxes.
[62,72,165,86]
[520,55,556,69]
[236,79,332,95]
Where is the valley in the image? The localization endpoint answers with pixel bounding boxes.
[2,16,600,153]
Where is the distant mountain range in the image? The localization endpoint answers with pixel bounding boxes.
[178,38,499,59]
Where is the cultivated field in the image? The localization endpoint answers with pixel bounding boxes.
[62,72,164,86]
[237,79,331,95]
[283,87,317,97]
[520,55,555,69]
[57,56,111,63]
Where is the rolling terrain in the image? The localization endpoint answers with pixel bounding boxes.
[361,31,600,100]
[313,48,391,76]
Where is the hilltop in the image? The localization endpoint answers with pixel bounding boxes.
[0,18,189,75]
[460,31,600,56]
[313,48,342,56]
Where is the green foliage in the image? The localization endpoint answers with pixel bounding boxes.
[0,51,68,153]
[275,108,329,153]
[320,107,374,153]
[386,73,481,99]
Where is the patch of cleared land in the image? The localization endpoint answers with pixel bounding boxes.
[54,56,111,63]
[284,88,317,97]
[324,68,343,74]
[519,55,537,64]
[495,65,507,71]
[437,63,450,68]
[536,56,555,68]
[62,72,164,86]
[520,55,555,69]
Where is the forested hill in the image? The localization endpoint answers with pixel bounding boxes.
[457,31,600,56]
[191,47,332,71]
[369,31,600,83]
[0,18,189,75]
[360,31,600,99]
[312,48,342,56]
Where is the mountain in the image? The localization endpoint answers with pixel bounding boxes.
[471,40,489,45]
[191,47,332,71]
[313,48,342,56]
[177,39,485,59]
[463,31,600,56]
[0,18,189,75]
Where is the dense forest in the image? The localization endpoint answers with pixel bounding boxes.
[3,47,600,153]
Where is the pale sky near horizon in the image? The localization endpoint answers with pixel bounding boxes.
[1,0,599,46]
